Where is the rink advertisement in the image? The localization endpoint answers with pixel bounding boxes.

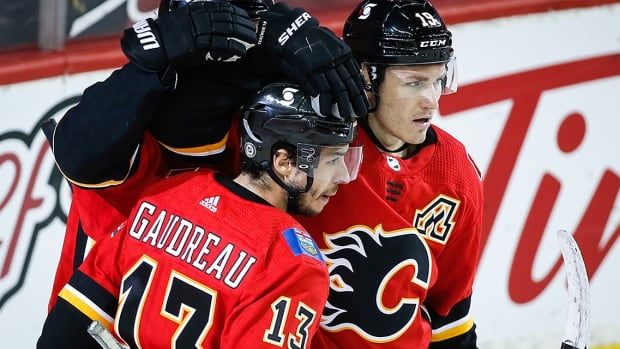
[0,3,618,348]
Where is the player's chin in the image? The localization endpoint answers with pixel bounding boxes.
[298,199,328,216]
[404,130,427,145]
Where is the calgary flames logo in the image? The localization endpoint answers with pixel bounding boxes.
[321,225,433,342]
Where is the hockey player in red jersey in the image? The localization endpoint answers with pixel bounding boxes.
[294,1,484,348]
[45,0,367,311]
[44,0,482,347]
[45,0,263,310]
[38,82,363,348]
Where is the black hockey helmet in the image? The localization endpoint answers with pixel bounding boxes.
[344,0,453,65]
[241,82,361,186]
[159,0,273,19]
[344,0,457,95]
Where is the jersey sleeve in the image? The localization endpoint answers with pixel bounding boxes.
[221,253,329,349]
[38,231,125,348]
[70,132,162,238]
[46,133,162,312]
[52,63,165,186]
[425,189,483,348]
[148,61,260,158]
[47,204,86,312]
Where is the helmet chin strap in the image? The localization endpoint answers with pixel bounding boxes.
[267,168,314,214]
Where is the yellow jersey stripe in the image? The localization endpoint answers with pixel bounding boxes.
[57,145,140,188]
[158,132,229,157]
[430,316,475,342]
[59,285,114,330]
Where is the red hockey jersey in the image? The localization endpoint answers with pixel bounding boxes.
[48,123,242,310]
[44,170,328,348]
[48,133,164,309]
[296,125,484,348]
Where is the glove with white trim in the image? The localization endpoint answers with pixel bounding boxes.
[252,2,368,119]
[121,0,257,75]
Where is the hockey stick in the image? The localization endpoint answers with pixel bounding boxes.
[87,321,129,349]
[557,230,590,349]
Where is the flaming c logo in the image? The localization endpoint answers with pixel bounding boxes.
[321,225,433,342]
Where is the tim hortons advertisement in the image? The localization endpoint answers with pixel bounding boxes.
[0,4,618,348]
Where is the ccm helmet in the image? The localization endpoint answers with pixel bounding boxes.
[159,0,273,19]
[344,0,457,95]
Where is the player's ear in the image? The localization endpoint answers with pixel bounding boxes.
[272,148,295,178]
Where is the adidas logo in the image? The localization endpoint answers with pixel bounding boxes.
[199,196,220,213]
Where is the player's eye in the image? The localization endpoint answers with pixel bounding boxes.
[405,80,423,88]
[326,157,342,166]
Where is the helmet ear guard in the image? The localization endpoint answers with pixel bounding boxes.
[359,62,384,112]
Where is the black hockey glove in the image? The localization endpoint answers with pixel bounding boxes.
[121,1,256,74]
[254,3,368,119]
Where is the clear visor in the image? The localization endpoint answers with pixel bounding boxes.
[296,144,363,184]
[366,56,457,100]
